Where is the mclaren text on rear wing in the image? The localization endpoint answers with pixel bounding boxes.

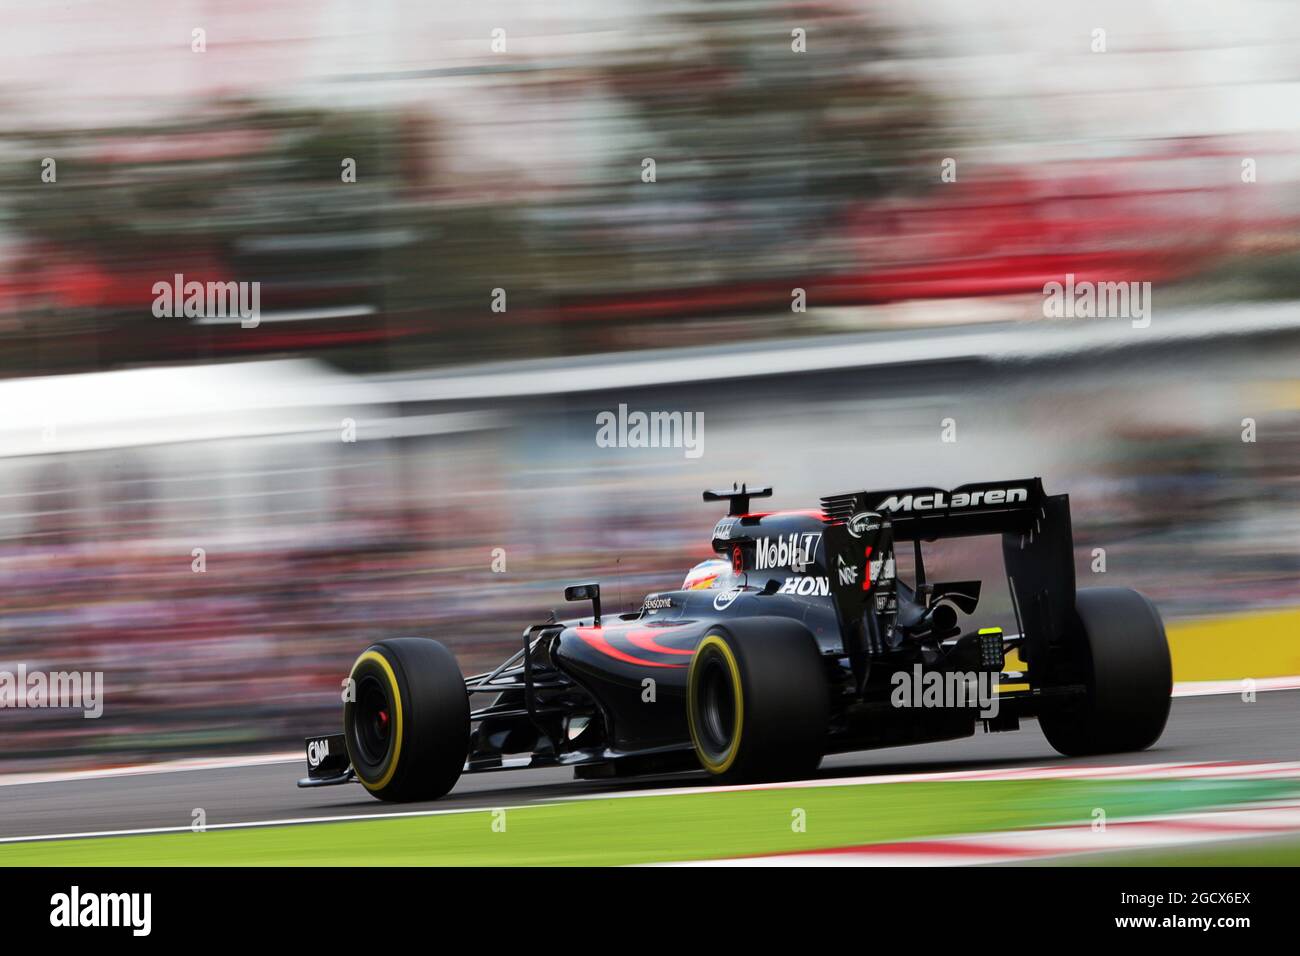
[822,478,1047,540]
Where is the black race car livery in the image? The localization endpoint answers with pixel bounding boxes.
[300,478,1172,801]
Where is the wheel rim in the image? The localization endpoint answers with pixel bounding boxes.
[354,674,394,765]
[688,635,744,773]
[698,656,736,756]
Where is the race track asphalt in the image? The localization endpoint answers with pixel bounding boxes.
[3,690,1297,841]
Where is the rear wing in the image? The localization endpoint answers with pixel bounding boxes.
[821,478,1047,541]
[822,477,1076,677]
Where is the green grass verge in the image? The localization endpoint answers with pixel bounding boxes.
[2,777,1295,866]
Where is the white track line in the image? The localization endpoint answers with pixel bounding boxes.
[0,800,555,846]
[0,679,1294,791]
[1173,676,1300,697]
[0,751,302,789]
[564,760,1300,802]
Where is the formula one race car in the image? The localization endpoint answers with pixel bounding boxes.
[299,478,1172,801]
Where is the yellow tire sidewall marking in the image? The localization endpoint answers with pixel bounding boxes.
[688,633,744,774]
[350,649,404,792]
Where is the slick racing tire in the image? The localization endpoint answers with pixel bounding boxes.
[1039,588,1172,757]
[686,617,829,784]
[344,638,469,802]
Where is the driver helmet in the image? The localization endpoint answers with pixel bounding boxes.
[682,558,733,591]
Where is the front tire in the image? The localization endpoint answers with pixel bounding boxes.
[686,617,828,783]
[344,638,469,801]
[1039,588,1172,756]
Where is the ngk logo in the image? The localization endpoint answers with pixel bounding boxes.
[755,532,821,572]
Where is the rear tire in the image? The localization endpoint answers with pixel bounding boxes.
[686,617,828,783]
[1040,588,1172,757]
[344,638,469,801]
